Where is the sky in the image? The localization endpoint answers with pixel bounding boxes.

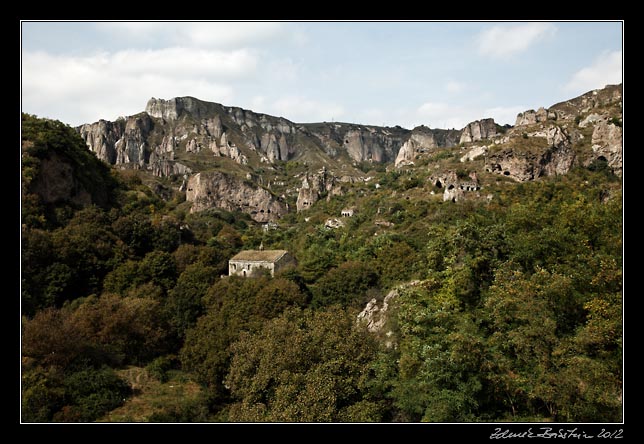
[21,21,622,130]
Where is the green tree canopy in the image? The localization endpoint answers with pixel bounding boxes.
[226,306,383,422]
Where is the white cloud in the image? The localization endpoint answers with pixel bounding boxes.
[483,105,527,126]
[249,95,267,111]
[97,22,284,49]
[269,96,345,123]
[413,101,524,129]
[22,48,246,125]
[564,50,622,94]
[446,80,465,94]
[415,102,482,130]
[477,23,556,58]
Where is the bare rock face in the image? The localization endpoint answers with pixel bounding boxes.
[151,160,192,178]
[145,97,211,120]
[591,120,622,176]
[486,125,575,181]
[578,113,602,128]
[395,126,460,167]
[77,119,122,164]
[394,138,418,167]
[186,172,287,222]
[115,114,153,166]
[460,145,488,162]
[296,182,319,212]
[429,170,481,202]
[343,129,392,163]
[79,114,160,172]
[357,289,399,333]
[324,218,345,229]
[515,107,549,126]
[460,118,497,144]
[296,169,337,212]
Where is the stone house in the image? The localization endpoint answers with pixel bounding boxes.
[341,208,354,217]
[229,249,296,277]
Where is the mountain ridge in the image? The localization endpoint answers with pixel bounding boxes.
[75,84,622,222]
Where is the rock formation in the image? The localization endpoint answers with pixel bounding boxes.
[591,119,622,176]
[460,145,488,162]
[395,126,461,167]
[394,138,419,167]
[486,125,575,181]
[357,289,399,333]
[185,172,287,222]
[460,118,497,144]
[515,107,549,126]
[296,169,340,212]
[429,170,481,202]
[72,84,620,220]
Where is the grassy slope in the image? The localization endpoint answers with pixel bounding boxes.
[98,367,203,422]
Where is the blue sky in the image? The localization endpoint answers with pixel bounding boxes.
[21,21,622,129]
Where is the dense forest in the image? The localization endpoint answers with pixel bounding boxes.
[21,113,622,422]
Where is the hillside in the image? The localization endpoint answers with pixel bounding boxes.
[21,84,622,423]
[76,85,621,223]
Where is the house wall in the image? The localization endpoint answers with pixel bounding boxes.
[229,260,275,277]
[229,253,296,277]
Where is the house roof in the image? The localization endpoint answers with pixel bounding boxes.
[230,250,289,263]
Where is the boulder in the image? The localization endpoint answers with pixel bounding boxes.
[460,118,497,144]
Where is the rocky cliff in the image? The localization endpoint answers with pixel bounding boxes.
[73,84,621,220]
[508,84,622,177]
[590,118,622,176]
[394,126,461,167]
[485,125,575,182]
[185,172,287,222]
[78,97,470,175]
[460,118,497,144]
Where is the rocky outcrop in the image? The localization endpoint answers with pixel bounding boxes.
[394,138,419,167]
[429,170,481,202]
[591,119,622,176]
[357,289,399,334]
[395,126,461,167]
[324,218,345,229]
[78,114,153,168]
[578,113,602,129]
[486,126,575,181]
[296,178,319,212]
[548,84,622,119]
[145,97,214,121]
[460,118,497,144]
[342,128,399,163]
[151,160,192,178]
[515,107,549,126]
[214,132,248,165]
[460,145,488,162]
[185,172,287,222]
[296,169,341,212]
[77,119,122,165]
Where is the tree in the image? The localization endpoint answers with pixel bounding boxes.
[311,261,379,308]
[23,294,171,368]
[386,281,485,422]
[225,306,383,422]
[482,268,562,419]
[166,264,218,337]
[180,277,306,400]
[55,366,131,422]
